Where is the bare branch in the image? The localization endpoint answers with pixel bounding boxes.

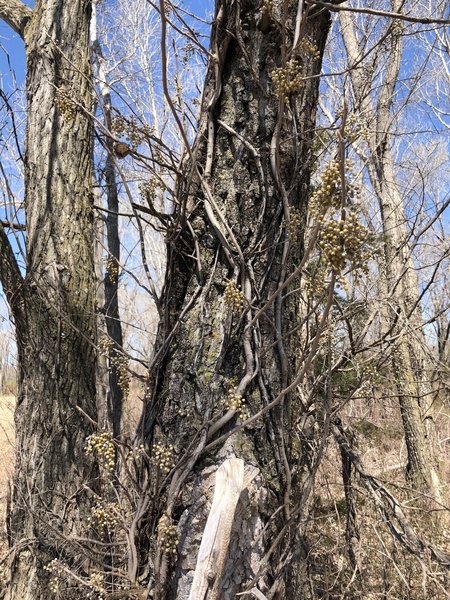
[333,420,450,569]
[0,219,26,231]
[311,1,450,25]
[0,222,23,315]
[0,0,33,38]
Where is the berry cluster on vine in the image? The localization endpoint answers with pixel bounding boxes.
[309,159,343,218]
[345,113,370,143]
[298,37,321,61]
[88,500,120,535]
[271,59,304,99]
[84,431,115,472]
[105,255,119,283]
[320,212,372,274]
[261,0,274,14]
[158,514,179,554]
[289,207,302,242]
[153,443,175,473]
[111,114,153,150]
[98,336,130,396]
[224,280,244,312]
[226,387,246,418]
[127,443,146,463]
[139,177,163,200]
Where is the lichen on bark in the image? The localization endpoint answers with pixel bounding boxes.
[139,2,333,598]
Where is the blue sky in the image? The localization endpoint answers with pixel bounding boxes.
[0,0,213,331]
[0,27,25,90]
[1,2,448,328]
[0,0,32,89]
[0,0,211,90]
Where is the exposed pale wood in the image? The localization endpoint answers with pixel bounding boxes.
[188,458,245,600]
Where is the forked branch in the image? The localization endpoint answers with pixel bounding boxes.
[0,223,23,316]
[333,420,450,569]
[0,0,32,37]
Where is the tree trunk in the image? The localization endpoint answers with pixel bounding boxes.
[139,2,332,598]
[92,0,124,439]
[0,1,99,598]
[339,6,443,499]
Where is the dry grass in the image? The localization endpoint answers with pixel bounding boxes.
[0,395,15,481]
[0,395,14,585]
[308,393,450,599]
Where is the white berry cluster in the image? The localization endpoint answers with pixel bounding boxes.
[111,114,153,150]
[44,559,64,594]
[226,387,246,419]
[127,443,146,464]
[99,335,113,356]
[309,159,343,219]
[85,432,115,472]
[88,500,120,535]
[289,207,302,242]
[298,37,321,61]
[310,158,363,221]
[88,571,106,598]
[153,443,175,473]
[261,0,273,14]
[109,350,130,397]
[158,514,179,554]
[304,262,327,299]
[345,113,370,143]
[105,255,119,283]
[139,177,162,200]
[272,59,304,99]
[320,212,371,274]
[224,280,244,312]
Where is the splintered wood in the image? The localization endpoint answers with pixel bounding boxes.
[188,457,245,600]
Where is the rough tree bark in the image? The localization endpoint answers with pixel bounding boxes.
[139,1,335,598]
[0,1,99,598]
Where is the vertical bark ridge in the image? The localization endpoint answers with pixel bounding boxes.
[7,2,99,598]
[140,2,332,598]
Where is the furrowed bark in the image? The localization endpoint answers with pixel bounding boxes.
[4,1,99,598]
[139,1,332,598]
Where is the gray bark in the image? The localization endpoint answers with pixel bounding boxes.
[0,1,100,598]
[0,0,31,37]
[139,1,332,598]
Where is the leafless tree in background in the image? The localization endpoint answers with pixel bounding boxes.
[0,1,449,599]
